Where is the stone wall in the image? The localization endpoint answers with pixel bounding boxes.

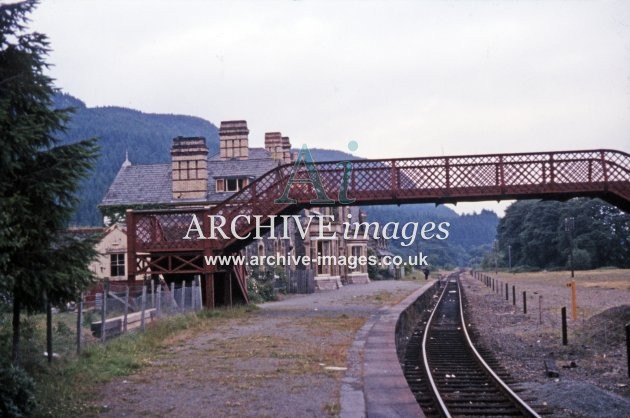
[395,280,439,363]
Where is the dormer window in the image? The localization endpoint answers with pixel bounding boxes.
[216,177,248,192]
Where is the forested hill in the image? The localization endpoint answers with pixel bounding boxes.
[308,149,360,162]
[366,205,499,266]
[54,93,366,226]
[54,93,220,225]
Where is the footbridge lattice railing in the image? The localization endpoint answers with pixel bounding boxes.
[129,148,630,256]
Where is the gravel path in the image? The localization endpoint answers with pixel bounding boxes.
[96,280,423,418]
[461,271,630,418]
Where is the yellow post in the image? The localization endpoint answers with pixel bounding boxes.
[566,281,577,320]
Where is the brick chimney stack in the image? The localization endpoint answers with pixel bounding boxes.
[171,136,208,199]
[219,120,249,160]
[264,132,283,161]
[281,136,292,164]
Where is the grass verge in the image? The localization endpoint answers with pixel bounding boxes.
[29,306,255,417]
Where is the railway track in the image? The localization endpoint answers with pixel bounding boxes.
[404,272,541,417]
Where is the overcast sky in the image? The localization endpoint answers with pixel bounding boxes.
[30,0,630,215]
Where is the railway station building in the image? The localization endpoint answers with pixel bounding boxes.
[99,120,370,294]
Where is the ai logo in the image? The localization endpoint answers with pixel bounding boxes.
[274,144,355,205]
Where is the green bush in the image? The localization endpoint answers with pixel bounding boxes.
[0,364,35,418]
[246,268,276,303]
[56,321,72,337]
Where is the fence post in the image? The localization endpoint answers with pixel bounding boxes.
[101,281,108,343]
[626,323,630,378]
[180,280,186,311]
[151,280,155,308]
[157,285,162,318]
[191,280,196,310]
[123,286,129,333]
[523,291,527,314]
[539,295,543,325]
[492,278,495,292]
[512,285,516,305]
[505,283,509,300]
[140,285,147,332]
[569,281,577,321]
[196,275,203,310]
[561,307,568,345]
[76,292,83,355]
[170,282,176,308]
[46,293,52,363]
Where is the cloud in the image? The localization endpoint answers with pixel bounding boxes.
[30,0,630,214]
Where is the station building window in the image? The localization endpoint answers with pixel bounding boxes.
[110,253,125,277]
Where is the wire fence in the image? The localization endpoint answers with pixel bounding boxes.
[469,270,629,352]
[76,278,203,352]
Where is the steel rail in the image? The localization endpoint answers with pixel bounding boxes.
[421,276,452,418]
[421,273,541,417]
[457,278,542,418]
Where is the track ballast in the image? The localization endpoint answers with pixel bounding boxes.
[403,272,541,417]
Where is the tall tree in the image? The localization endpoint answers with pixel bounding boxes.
[496,198,630,270]
[0,0,99,366]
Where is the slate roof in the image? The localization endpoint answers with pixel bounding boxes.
[208,147,271,161]
[100,147,280,207]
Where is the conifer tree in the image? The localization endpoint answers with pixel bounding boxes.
[0,0,99,369]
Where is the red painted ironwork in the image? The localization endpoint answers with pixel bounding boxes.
[126,149,630,304]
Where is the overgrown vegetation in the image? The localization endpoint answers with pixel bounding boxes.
[0,365,34,418]
[247,266,282,303]
[0,307,254,417]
